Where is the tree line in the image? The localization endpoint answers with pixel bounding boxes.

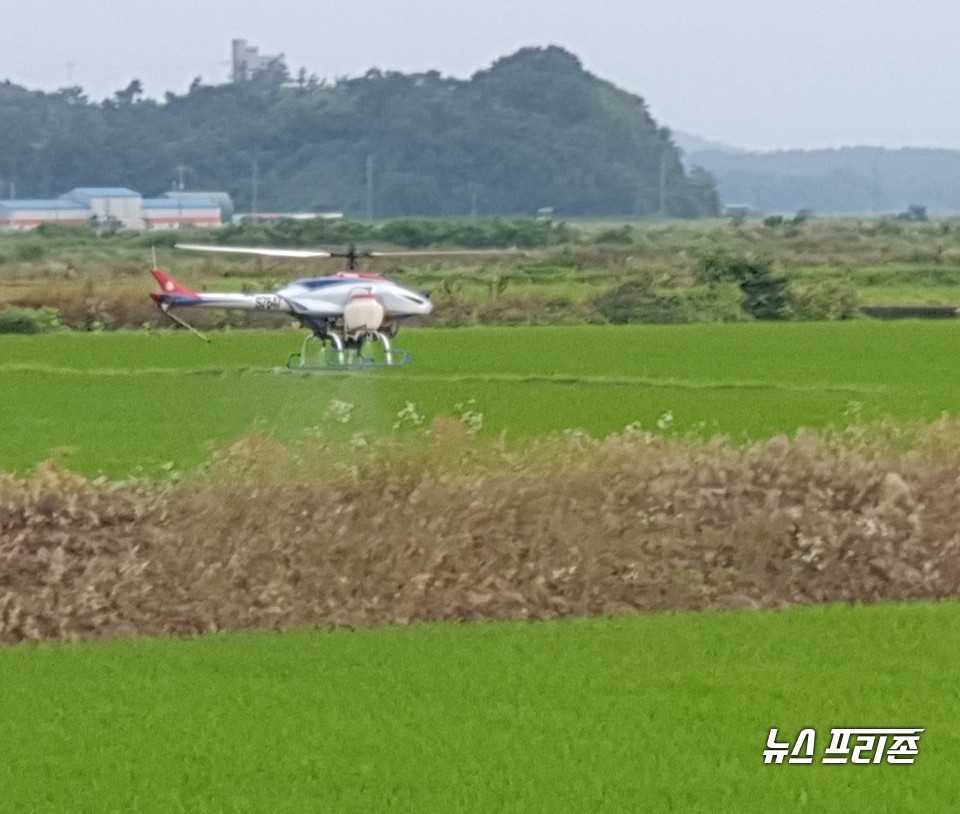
[0,47,719,219]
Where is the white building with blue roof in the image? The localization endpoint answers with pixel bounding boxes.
[0,186,226,231]
[62,187,144,229]
[0,198,90,229]
[143,196,222,229]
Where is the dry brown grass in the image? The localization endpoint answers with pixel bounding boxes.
[4,421,960,644]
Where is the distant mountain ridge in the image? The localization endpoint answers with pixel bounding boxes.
[679,137,960,214]
[671,130,743,157]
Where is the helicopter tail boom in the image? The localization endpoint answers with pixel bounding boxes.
[150,268,294,313]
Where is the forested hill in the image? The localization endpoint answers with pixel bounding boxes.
[0,47,719,218]
[685,146,960,214]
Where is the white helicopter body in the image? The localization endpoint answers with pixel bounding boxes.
[150,243,435,368]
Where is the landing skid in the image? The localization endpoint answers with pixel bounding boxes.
[286,331,413,371]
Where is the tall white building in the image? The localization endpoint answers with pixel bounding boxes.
[231,39,286,82]
[64,188,144,229]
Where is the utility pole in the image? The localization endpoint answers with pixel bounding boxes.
[174,164,187,229]
[251,158,259,218]
[658,145,668,218]
[468,182,479,218]
[365,153,375,220]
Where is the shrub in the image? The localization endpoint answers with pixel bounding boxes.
[677,284,748,322]
[594,279,652,324]
[695,250,774,285]
[595,281,745,324]
[0,306,60,334]
[695,250,788,320]
[741,278,789,320]
[788,279,860,321]
[592,225,634,245]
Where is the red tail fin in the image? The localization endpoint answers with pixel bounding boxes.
[150,268,199,301]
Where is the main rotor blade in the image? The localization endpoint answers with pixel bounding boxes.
[366,249,527,257]
[175,244,529,261]
[176,243,332,259]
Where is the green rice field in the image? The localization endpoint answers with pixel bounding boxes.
[4,321,960,811]
[4,320,960,476]
[1,603,956,813]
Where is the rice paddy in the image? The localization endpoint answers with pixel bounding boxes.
[0,604,957,813]
[4,320,960,476]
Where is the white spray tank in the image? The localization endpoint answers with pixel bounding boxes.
[343,289,385,334]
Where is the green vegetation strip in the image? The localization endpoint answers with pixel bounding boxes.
[4,322,960,476]
[0,362,887,394]
[0,604,957,813]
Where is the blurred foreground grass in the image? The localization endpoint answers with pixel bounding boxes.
[0,604,956,813]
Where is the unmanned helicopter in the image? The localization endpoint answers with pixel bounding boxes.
[150,242,499,369]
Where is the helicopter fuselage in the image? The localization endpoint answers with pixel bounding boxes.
[152,269,432,323]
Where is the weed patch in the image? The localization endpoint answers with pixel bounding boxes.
[4,423,960,643]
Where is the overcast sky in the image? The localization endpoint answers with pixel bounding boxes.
[4,0,960,151]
